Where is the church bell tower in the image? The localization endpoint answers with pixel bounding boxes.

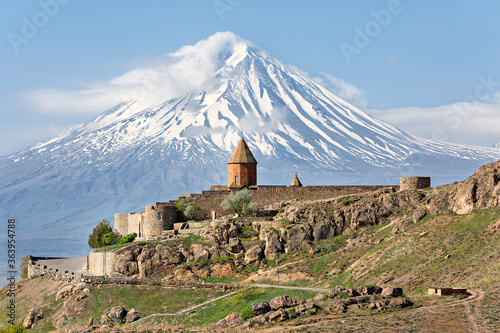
[228,136,257,188]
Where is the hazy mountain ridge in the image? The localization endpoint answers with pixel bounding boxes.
[1,32,500,257]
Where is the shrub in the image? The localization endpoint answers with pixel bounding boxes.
[175,193,201,219]
[88,219,113,249]
[221,188,258,216]
[102,231,119,246]
[0,324,26,333]
[117,233,137,244]
[341,198,356,206]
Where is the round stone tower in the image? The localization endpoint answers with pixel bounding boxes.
[400,177,431,191]
[228,136,257,187]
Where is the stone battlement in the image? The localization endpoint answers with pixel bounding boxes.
[400,177,431,191]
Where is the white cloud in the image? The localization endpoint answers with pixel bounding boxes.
[368,93,500,147]
[22,32,243,115]
[312,72,367,108]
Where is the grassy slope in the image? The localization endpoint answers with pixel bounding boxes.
[0,278,227,332]
[249,208,500,293]
[1,192,499,332]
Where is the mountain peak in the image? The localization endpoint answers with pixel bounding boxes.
[2,32,500,248]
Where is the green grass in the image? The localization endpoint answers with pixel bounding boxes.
[241,226,257,233]
[161,287,320,327]
[341,198,357,206]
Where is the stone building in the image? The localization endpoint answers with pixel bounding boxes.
[114,135,430,236]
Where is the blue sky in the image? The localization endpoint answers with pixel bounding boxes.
[1,0,500,155]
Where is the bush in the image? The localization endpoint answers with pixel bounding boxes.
[341,198,356,206]
[88,219,113,249]
[117,233,137,244]
[102,231,119,246]
[0,324,25,333]
[221,188,258,216]
[175,193,201,219]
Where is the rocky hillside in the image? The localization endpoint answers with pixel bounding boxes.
[96,161,500,289]
[2,161,500,332]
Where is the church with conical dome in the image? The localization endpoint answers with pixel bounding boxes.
[227,136,258,188]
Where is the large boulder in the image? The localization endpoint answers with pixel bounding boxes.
[262,230,284,260]
[313,221,336,240]
[191,244,210,262]
[125,308,141,323]
[388,297,413,309]
[295,301,318,314]
[268,309,289,322]
[100,307,127,325]
[224,312,242,325]
[269,295,297,310]
[381,287,403,297]
[173,267,197,281]
[228,238,244,253]
[55,286,74,301]
[245,245,263,265]
[283,225,311,254]
[211,262,234,277]
[251,302,271,315]
[23,309,44,329]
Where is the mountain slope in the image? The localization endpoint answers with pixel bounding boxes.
[1,32,499,257]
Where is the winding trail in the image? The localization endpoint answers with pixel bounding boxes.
[248,284,330,293]
[133,289,241,323]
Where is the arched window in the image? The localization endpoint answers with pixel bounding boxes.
[235,175,238,183]
[249,176,252,184]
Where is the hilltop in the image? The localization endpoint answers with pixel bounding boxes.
[1,161,500,332]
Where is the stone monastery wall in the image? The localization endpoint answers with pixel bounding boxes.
[190,185,400,220]
[400,177,431,191]
[114,178,432,237]
[114,203,176,238]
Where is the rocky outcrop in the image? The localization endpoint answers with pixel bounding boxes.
[101,307,127,325]
[381,287,403,297]
[245,245,263,265]
[446,161,500,214]
[23,309,44,329]
[125,308,141,323]
[268,309,290,322]
[260,229,284,260]
[214,312,242,327]
[269,295,297,310]
[55,283,88,301]
[252,302,271,315]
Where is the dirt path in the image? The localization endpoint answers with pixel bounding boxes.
[248,284,330,293]
[133,290,241,323]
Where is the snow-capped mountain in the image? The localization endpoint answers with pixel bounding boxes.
[1,32,500,257]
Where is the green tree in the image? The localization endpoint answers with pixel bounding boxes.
[20,255,30,279]
[117,232,137,244]
[175,193,201,220]
[102,231,119,246]
[88,219,113,249]
[221,188,258,216]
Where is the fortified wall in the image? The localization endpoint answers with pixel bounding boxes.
[114,203,176,238]
[190,185,400,220]
[113,136,430,237]
[400,177,431,191]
